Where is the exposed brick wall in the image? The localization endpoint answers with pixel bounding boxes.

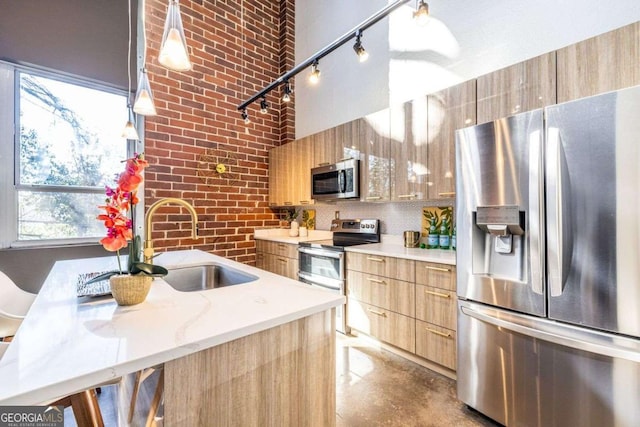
[142,0,292,265]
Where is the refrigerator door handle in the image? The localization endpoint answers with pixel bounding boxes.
[528,129,544,295]
[546,127,566,297]
[460,303,640,363]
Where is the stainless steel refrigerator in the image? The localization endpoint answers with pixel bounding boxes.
[455,85,640,427]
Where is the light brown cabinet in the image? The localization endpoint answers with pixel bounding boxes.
[255,240,298,280]
[427,80,476,200]
[360,109,391,202]
[347,270,415,317]
[390,97,429,201]
[346,252,415,282]
[557,22,640,103]
[312,127,338,167]
[346,252,457,372]
[476,52,556,124]
[414,261,456,370]
[268,137,314,207]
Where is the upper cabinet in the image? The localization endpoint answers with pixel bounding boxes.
[557,22,640,103]
[390,97,429,201]
[360,109,391,202]
[312,127,338,167]
[476,52,556,124]
[426,80,476,200]
[268,137,313,206]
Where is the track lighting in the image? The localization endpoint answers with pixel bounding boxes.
[158,0,192,71]
[236,0,411,114]
[241,109,250,124]
[309,60,321,85]
[282,80,292,103]
[413,0,429,26]
[353,31,369,63]
[260,97,269,114]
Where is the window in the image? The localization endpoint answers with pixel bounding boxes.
[0,62,136,248]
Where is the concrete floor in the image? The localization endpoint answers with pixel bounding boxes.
[66,334,501,426]
[336,334,501,427]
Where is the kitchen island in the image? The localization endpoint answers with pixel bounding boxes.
[0,250,343,425]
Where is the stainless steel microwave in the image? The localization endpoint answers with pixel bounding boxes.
[311,158,360,200]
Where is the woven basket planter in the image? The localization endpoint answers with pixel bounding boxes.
[110,275,152,306]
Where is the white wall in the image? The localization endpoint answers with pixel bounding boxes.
[295,0,640,137]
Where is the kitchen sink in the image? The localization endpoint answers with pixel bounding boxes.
[163,263,258,292]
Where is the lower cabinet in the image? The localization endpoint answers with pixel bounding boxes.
[415,320,456,370]
[255,240,299,280]
[346,252,457,372]
[347,300,415,353]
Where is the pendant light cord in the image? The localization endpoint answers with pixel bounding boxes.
[127,0,132,105]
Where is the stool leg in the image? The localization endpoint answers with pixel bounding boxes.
[145,370,164,427]
[128,370,143,423]
[69,389,104,427]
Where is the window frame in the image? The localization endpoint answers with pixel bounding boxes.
[0,61,144,249]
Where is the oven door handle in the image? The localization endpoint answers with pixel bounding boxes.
[298,246,344,260]
[298,272,343,292]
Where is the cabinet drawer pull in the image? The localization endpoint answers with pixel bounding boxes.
[438,192,456,197]
[367,277,387,284]
[425,328,452,338]
[299,200,310,205]
[284,201,293,206]
[317,162,330,166]
[367,308,387,317]
[367,257,385,263]
[424,290,451,298]
[277,244,286,248]
[425,265,451,272]
[339,157,354,162]
[277,258,287,262]
[397,194,416,199]
[366,196,382,201]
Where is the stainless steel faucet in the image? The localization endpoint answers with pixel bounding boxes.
[144,198,199,263]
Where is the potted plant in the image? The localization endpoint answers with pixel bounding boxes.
[87,153,167,305]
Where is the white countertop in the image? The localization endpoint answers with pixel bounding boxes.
[346,243,456,265]
[0,250,343,405]
[254,228,332,244]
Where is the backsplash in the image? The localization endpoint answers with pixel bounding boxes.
[304,200,454,235]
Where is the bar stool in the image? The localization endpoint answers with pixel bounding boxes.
[0,271,36,340]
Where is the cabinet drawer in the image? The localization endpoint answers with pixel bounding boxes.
[274,256,298,280]
[347,300,415,353]
[346,253,415,282]
[347,270,415,317]
[415,285,456,330]
[271,242,298,259]
[415,261,455,290]
[415,320,456,370]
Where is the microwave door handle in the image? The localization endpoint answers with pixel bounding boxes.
[338,169,346,193]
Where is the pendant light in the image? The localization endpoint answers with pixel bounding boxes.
[158,0,192,71]
[133,0,157,116]
[413,0,429,26]
[122,0,139,139]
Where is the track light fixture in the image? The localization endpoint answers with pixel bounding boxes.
[309,60,321,85]
[260,97,269,114]
[353,31,369,63]
[282,80,292,103]
[241,109,250,124]
[413,0,429,26]
[236,0,411,113]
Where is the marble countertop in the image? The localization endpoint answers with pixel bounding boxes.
[254,228,332,244]
[0,250,343,405]
[345,237,457,265]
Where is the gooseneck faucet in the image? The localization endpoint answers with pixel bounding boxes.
[144,198,199,263]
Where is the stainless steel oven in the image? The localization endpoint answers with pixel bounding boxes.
[298,218,380,334]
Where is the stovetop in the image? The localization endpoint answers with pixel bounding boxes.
[299,219,380,250]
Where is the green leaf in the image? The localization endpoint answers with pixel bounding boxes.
[130,262,168,277]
